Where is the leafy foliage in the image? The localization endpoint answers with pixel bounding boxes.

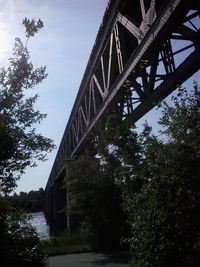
[8,188,45,212]
[0,200,47,267]
[65,154,126,250]
[98,114,143,195]
[23,18,44,38]
[125,83,200,267]
[42,231,91,256]
[91,83,200,266]
[0,18,55,195]
[0,18,54,266]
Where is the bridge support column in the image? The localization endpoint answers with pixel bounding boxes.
[66,179,70,233]
[52,176,67,234]
[65,162,81,233]
[45,174,67,234]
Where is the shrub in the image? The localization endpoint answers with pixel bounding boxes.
[0,201,47,267]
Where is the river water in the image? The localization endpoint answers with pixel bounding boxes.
[29,212,50,240]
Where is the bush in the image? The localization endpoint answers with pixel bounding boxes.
[125,84,200,267]
[41,231,91,256]
[0,201,47,267]
[66,155,126,250]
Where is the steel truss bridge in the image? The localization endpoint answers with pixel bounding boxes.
[45,0,200,231]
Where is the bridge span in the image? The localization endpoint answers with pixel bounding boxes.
[45,0,200,232]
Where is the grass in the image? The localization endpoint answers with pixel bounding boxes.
[41,231,92,256]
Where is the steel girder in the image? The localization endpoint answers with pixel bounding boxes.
[46,0,200,190]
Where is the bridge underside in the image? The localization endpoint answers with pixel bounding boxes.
[45,0,200,232]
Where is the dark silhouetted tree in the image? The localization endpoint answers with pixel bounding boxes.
[0,18,54,266]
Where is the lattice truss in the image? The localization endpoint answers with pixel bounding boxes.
[120,4,200,118]
[49,0,200,183]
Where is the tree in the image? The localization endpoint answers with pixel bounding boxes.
[65,154,126,250]
[126,83,200,267]
[0,18,55,195]
[98,114,143,193]
[97,83,200,266]
[0,18,54,266]
[8,188,45,212]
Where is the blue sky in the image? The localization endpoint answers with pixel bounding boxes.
[0,0,108,193]
[0,0,199,193]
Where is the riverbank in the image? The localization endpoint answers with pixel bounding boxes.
[28,212,91,256]
[41,231,91,256]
